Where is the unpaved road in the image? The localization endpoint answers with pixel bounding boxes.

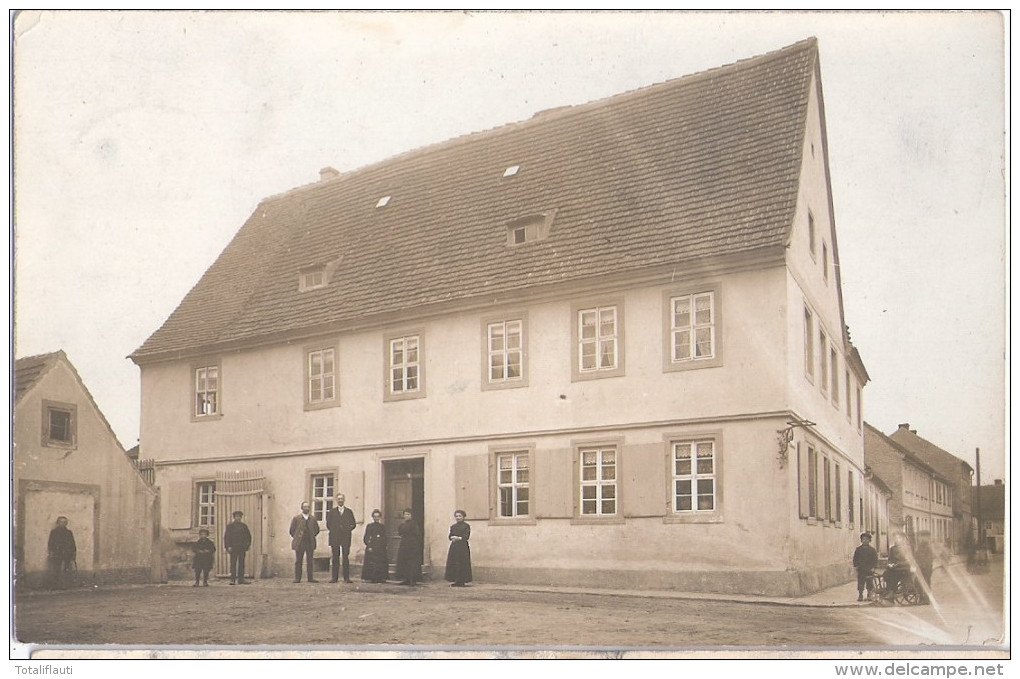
[12,580,907,648]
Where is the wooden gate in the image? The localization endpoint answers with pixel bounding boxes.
[214,469,267,579]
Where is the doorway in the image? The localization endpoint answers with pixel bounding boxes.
[382,457,425,572]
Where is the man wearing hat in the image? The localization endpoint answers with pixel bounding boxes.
[192,528,216,587]
[852,532,878,601]
[223,510,253,585]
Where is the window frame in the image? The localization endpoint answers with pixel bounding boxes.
[41,399,77,449]
[662,284,723,373]
[299,266,327,292]
[845,370,853,420]
[804,306,815,383]
[571,299,625,382]
[808,211,817,260]
[822,242,829,284]
[490,444,536,525]
[830,346,839,408]
[481,312,529,391]
[571,438,623,524]
[807,444,819,520]
[665,436,723,523]
[308,469,337,523]
[383,329,426,402]
[304,341,341,411]
[194,479,216,529]
[818,329,829,397]
[191,359,223,422]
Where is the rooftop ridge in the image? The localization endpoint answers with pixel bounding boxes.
[262,37,819,204]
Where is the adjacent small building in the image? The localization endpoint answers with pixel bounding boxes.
[13,351,160,587]
[863,423,954,553]
[975,479,1005,553]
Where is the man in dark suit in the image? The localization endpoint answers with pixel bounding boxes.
[327,493,357,583]
[223,510,253,585]
[289,501,320,583]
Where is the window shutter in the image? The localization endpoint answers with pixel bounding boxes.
[535,447,573,518]
[622,443,667,517]
[336,470,365,525]
[797,443,809,519]
[454,454,489,520]
[165,480,192,529]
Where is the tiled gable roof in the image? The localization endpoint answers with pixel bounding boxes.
[14,351,62,403]
[133,39,819,361]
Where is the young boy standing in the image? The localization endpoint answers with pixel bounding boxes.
[192,528,216,587]
[852,532,878,601]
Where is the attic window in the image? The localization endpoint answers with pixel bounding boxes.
[502,165,520,178]
[300,267,327,291]
[376,196,391,208]
[506,209,557,246]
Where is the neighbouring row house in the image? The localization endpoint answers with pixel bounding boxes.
[13,351,160,587]
[131,39,888,595]
[863,423,955,554]
[888,423,976,553]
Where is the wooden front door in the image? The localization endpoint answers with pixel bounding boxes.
[214,469,266,579]
[382,458,425,570]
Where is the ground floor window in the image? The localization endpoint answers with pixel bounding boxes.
[579,447,617,516]
[497,451,530,518]
[672,440,716,513]
[196,481,215,527]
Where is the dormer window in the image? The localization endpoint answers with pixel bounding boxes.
[506,210,557,246]
[503,165,520,178]
[299,267,327,291]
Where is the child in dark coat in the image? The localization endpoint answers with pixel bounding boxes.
[192,528,216,586]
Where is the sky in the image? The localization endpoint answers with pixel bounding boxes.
[11,11,1007,479]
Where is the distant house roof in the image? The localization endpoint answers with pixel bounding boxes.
[975,482,1005,521]
[14,351,63,403]
[133,38,821,362]
[864,422,947,482]
[889,424,974,477]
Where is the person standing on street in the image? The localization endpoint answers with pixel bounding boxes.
[914,531,936,604]
[290,501,320,583]
[47,516,76,589]
[327,493,357,583]
[223,510,253,585]
[395,508,423,586]
[444,510,473,588]
[361,509,389,583]
[852,532,878,601]
[192,528,216,587]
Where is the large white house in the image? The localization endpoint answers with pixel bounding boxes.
[131,38,884,595]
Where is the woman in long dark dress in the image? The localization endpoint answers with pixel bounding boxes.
[361,509,388,583]
[395,509,423,585]
[445,510,472,587]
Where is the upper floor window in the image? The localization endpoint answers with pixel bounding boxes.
[818,330,828,397]
[573,302,624,381]
[579,446,617,516]
[488,320,523,383]
[822,243,829,283]
[194,363,220,419]
[672,440,717,514]
[830,347,839,407]
[385,331,426,401]
[671,292,715,362]
[856,385,863,431]
[310,472,335,522]
[196,481,216,527]
[42,400,77,448]
[808,211,816,258]
[299,267,327,291]
[804,307,815,382]
[845,370,852,419]
[305,345,339,409]
[497,451,530,519]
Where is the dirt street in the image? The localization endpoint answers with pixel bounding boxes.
[14,557,1004,653]
[16,580,866,648]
